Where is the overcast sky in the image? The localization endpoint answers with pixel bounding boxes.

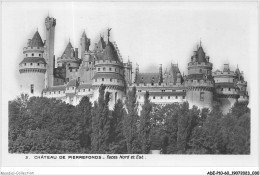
[2,1,258,100]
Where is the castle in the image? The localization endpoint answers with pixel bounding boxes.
[19,16,249,113]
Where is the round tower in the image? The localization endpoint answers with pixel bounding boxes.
[235,67,249,103]
[185,43,214,109]
[92,29,126,109]
[212,64,240,114]
[19,31,46,97]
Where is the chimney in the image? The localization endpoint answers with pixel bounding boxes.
[75,48,78,59]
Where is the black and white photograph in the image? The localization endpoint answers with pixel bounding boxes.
[1,1,259,175]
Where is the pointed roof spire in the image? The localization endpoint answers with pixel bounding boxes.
[29,30,44,47]
[82,29,87,38]
[200,38,202,47]
[62,41,73,57]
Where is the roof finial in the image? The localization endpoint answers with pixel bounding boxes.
[107,28,112,42]
[48,11,49,17]
[200,38,202,47]
[69,38,70,43]
[37,27,38,31]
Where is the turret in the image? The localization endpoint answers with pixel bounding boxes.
[80,30,90,59]
[123,58,133,84]
[213,64,240,113]
[92,28,125,109]
[235,67,249,102]
[134,63,139,83]
[159,64,163,84]
[19,30,46,96]
[185,42,214,109]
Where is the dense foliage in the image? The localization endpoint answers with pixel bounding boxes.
[9,88,250,154]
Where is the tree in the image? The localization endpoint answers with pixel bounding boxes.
[139,91,152,154]
[165,103,180,154]
[99,91,111,152]
[91,85,111,153]
[75,96,92,152]
[123,86,140,154]
[189,102,224,154]
[109,99,127,154]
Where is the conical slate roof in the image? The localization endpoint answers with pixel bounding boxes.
[197,46,206,63]
[82,30,87,38]
[62,42,74,58]
[101,41,120,62]
[95,36,106,51]
[29,31,44,47]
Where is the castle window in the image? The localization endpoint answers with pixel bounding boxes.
[153,96,155,99]
[98,68,100,71]
[228,88,231,91]
[151,83,154,86]
[83,89,85,92]
[30,63,33,66]
[200,69,202,73]
[175,96,178,99]
[221,88,224,91]
[89,62,91,64]
[32,53,34,56]
[102,78,104,81]
[110,78,112,82]
[139,96,140,99]
[115,68,117,72]
[138,90,142,92]
[66,78,69,82]
[39,54,41,57]
[95,79,97,82]
[200,92,204,101]
[109,68,112,71]
[168,96,170,99]
[161,90,165,92]
[37,63,40,66]
[183,96,185,99]
[59,91,60,94]
[161,96,163,99]
[103,67,106,71]
[30,84,34,94]
[26,54,28,57]
[24,63,26,66]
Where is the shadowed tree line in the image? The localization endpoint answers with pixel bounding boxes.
[9,86,250,154]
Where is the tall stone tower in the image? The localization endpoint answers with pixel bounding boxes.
[92,28,126,109]
[19,31,46,97]
[185,43,214,109]
[44,16,56,88]
[80,30,91,59]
